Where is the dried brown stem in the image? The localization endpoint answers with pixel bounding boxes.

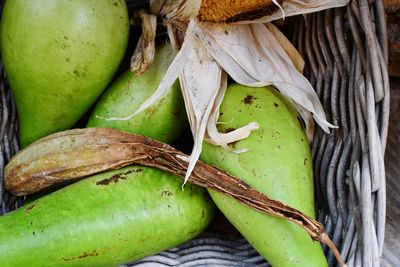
[4,128,346,266]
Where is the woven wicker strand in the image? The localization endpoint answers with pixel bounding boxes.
[0,1,390,267]
[294,0,389,266]
[0,64,19,214]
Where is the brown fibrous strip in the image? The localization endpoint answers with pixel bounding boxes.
[4,128,346,266]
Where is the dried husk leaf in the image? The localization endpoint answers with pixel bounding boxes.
[192,19,336,140]
[130,11,158,74]
[4,127,346,267]
[265,22,305,73]
[177,35,223,184]
[150,0,200,21]
[4,128,142,195]
[150,0,349,23]
[231,0,350,24]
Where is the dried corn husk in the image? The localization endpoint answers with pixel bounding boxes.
[152,0,349,23]
[130,11,158,73]
[104,0,349,183]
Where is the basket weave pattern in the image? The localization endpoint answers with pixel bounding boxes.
[0,1,389,266]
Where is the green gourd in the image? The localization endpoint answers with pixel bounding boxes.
[87,43,187,144]
[0,0,129,147]
[200,84,328,267]
[0,165,215,267]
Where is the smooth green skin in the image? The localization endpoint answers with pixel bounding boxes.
[0,0,129,147]
[0,166,215,267]
[201,84,328,267]
[87,44,187,144]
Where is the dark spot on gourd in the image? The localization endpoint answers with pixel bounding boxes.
[161,190,173,197]
[242,95,257,105]
[202,210,205,218]
[63,36,68,40]
[32,231,36,236]
[62,251,99,261]
[96,173,126,185]
[274,102,279,107]
[65,58,70,62]
[25,204,36,213]
[304,158,308,165]
[112,1,119,6]
[271,130,280,138]
[96,169,142,185]
[73,69,81,77]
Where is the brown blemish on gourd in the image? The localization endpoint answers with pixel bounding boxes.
[96,169,142,185]
[96,173,126,185]
[274,103,279,108]
[242,95,257,105]
[161,190,173,197]
[62,251,99,261]
[25,204,36,213]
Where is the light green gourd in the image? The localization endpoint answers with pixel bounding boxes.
[0,166,215,267]
[0,0,129,147]
[87,43,187,144]
[201,83,328,267]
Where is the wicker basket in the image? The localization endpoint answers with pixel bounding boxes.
[0,0,390,266]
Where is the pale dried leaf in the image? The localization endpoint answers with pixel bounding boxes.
[131,12,158,74]
[151,0,201,21]
[265,22,304,73]
[196,20,336,138]
[178,31,223,184]
[236,0,349,23]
